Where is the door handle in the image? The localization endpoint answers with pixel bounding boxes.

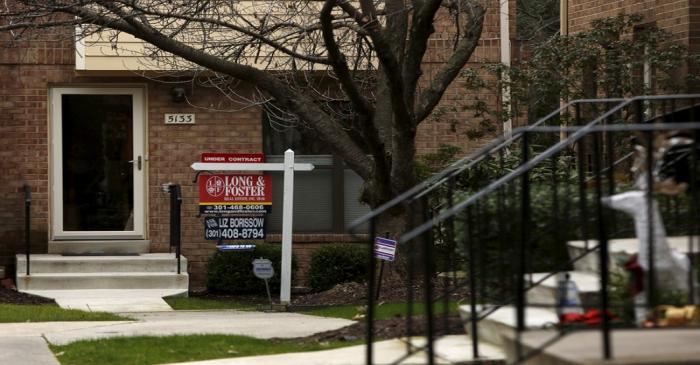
[128,156,142,170]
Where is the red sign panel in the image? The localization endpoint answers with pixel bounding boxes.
[199,174,272,205]
[201,153,265,163]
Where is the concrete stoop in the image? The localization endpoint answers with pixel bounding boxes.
[16,253,188,312]
[454,236,700,365]
[459,305,559,348]
[501,329,700,365]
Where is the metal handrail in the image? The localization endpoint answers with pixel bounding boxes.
[167,184,183,274]
[408,119,700,363]
[400,94,700,243]
[358,94,700,365]
[23,184,31,276]
[349,98,626,230]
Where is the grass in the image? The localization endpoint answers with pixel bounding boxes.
[301,300,460,320]
[164,297,256,311]
[0,304,130,323]
[50,334,362,365]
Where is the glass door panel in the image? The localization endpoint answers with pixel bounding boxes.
[62,94,134,231]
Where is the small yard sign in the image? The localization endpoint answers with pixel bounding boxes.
[374,237,397,261]
[252,258,275,280]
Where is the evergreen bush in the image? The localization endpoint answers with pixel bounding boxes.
[305,243,368,292]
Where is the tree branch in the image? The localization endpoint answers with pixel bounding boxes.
[40,1,375,179]
[402,0,443,107]
[109,1,334,65]
[320,0,373,116]
[414,4,484,123]
[338,0,413,128]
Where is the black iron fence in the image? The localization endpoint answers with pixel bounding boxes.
[351,95,700,364]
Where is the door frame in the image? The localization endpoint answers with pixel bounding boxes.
[50,86,148,240]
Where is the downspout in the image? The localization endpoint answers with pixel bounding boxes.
[560,0,569,140]
[500,0,512,138]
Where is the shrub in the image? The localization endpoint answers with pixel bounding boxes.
[206,244,296,295]
[306,243,368,292]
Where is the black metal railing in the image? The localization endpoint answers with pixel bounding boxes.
[167,184,183,274]
[23,184,31,276]
[351,95,700,365]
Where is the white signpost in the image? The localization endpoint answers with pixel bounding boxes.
[192,149,313,304]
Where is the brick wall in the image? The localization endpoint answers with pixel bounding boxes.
[689,0,700,78]
[568,0,692,45]
[568,0,698,91]
[417,0,515,155]
[0,27,75,280]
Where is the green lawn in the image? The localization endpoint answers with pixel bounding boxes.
[51,334,361,365]
[164,297,256,311]
[302,300,460,320]
[0,304,130,323]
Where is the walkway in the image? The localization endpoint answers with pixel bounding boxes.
[162,335,505,365]
[0,310,354,365]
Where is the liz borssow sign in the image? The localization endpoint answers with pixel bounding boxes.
[199,174,272,207]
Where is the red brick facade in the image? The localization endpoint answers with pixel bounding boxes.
[0,2,514,290]
[567,0,699,85]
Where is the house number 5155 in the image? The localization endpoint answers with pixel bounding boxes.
[165,114,195,124]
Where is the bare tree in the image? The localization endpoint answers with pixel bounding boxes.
[1,0,485,229]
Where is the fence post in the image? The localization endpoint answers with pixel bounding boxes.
[366,216,376,365]
[593,133,612,359]
[466,206,479,360]
[516,131,530,361]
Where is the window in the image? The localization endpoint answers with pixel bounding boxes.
[263,108,369,233]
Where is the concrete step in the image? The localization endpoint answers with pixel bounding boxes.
[22,289,188,312]
[527,271,600,309]
[16,254,186,274]
[48,240,150,254]
[568,236,699,273]
[16,272,189,290]
[459,305,558,347]
[502,328,700,365]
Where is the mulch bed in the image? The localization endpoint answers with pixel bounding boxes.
[292,281,466,307]
[298,314,465,343]
[0,287,54,305]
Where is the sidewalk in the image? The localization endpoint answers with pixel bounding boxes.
[0,310,354,365]
[162,335,505,365]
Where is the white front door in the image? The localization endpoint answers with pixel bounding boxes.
[50,87,146,240]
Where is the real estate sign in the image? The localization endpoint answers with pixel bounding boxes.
[198,174,272,214]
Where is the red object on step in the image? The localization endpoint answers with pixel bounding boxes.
[624,254,645,296]
[560,309,618,326]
